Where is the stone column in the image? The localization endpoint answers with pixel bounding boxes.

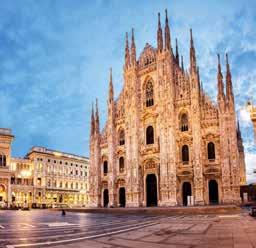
[7,178,11,208]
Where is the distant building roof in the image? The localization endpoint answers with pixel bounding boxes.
[26,146,89,162]
[0,128,14,137]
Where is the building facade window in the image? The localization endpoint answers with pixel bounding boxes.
[0,155,6,167]
[119,129,125,146]
[180,113,189,132]
[103,161,108,175]
[119,157,124,173]
[182,145,189,163]
[146,126,154,144]
[145,81,154,107]
[207,142,215,160]
[37,178,42,186]
[11,177,15,184]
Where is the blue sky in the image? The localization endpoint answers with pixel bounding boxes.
[0,1,255,183]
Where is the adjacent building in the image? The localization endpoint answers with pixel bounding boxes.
[0,128,89,208]
[0,128,14,207]
[89,10,246,208]
[247,101,256,142]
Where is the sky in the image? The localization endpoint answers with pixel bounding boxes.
[0,0,255,183]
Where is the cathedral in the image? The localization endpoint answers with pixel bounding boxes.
[89,10,246,208]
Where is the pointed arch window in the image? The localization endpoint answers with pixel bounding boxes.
[180,113,189,132]
[146,126,154,145]
[119,129,125,146]
[145,81,154,107]
[0,155,6,167]
[103,161,108,175]
[119,157,124,173]
[207,142,215,160]
[182,145,189,164]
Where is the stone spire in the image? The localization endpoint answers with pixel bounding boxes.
[197,66,200,87]
[196,66,201,92]
[175,38,179,65]
[217,54,225,101]
[237,119,241,140]
[125,32,130,68]
[190,28,197,74]
[181,55,184,73]
[226,53,234,103]
[164,9,171,51]
[130,28,136,66]
[90,103,95,137]
[95,98,100,134]
[108,67,114,103]
[157,12,163,52]
[201,81,205,103]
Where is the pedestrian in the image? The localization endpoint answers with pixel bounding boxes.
[62,209,66,216]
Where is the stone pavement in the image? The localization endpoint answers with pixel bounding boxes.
[1,209,255,248]
[53,213,256,248]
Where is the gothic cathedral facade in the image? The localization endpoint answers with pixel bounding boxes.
[89,10,246,207]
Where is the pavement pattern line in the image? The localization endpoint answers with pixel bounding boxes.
[0,220,158,242]
[0,218,160,236]
[5,222,158,248]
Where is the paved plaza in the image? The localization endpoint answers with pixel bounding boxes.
[0,209,255,248]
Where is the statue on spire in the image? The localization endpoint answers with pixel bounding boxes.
[217,54,225,101]
[108,67,114,103]
[189,28,197,74]
[226,53,233,101]
[125,32,130,68]
[157,12,163,52]
[90,103,95,137]
[164,9,171,51]
[130,28,136,66]
[95,98,100,134]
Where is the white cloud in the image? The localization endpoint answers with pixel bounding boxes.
[245,152,256,184]
[240,107,251,126]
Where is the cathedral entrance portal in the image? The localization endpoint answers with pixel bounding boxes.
[0,184,7,204]
[119,187,126,207]
[182,182,191,206]
[146,174,157,207]
[103,189,109,207]
[209,180,219,204]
